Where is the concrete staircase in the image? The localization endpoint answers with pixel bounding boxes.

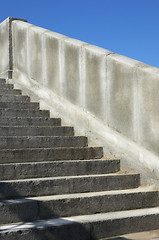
[0,78,159,240]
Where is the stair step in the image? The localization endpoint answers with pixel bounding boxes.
[0,108,50,117]
[0,188,158,224]
[1,207,159,240]
[0,126,74,137]
[0,102,39,109]
[0,146,103,163]
[0,89,22,95]
[0,173,140,199]
[0,94,30,102]
[0,117,61,126]
[0,136,88,149]
[0,78,157,239]
[0,78,6,84]
[0,83,14,89]
[0,159,120,180]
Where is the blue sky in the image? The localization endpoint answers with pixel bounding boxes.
[1,0,159,67]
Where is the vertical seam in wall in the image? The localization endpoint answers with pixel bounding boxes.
[8,19,13,79]
[8,18,28,79]
[105,52,115,126]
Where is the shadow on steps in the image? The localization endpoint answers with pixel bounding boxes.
[0,183,97,240]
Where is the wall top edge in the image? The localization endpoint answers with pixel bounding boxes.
[2,17,159,72]
[108,53,159,73]
[0,17,27,25]
[7,17,28,23]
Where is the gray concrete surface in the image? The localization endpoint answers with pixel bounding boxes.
[0,188,158,225]
[0,116,61,126]
[0,159,120,180]
[1,208,159,240]
[0,18,27,79]
[0,146,103,163]
[0,173,139,199]
[0,72,157,239]
[2,18,158,184]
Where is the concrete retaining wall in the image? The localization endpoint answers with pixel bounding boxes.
[1,18,159,185]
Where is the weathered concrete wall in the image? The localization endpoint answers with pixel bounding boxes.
[0,18,27,79]
[1,18,159,185]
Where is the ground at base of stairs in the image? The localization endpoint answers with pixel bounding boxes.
[102,229,159,240]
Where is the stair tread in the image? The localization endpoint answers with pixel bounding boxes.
[0,187,155,203]
[2,172,139,183]
[28,187,158,201]
[0,158,119,166]
[0,79,157,239]
[1,207,159,232]
[0,146,101,151]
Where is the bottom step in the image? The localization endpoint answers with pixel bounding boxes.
[0,207,159,240]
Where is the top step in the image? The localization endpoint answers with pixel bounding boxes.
[0,78,6,84]
[0,83,14,90]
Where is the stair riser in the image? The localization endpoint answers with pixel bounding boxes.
[0,89,22,95]
[0,117,61,126]
[0,199,38,224]
[0,84,14,89]
[0,136,87,149]
[1,214,159,240]
[0,191,158,224]
[0,159,120,180]
[39,191,159,220]
[0,95,30,102]
[0,222,91,240]
[0,174,140,199]
[0,127,74,138]
[0,78,6,84]
[0,102,39,109]
[0,109,50,117]
[91,214,159,239]
[0,147,102,163]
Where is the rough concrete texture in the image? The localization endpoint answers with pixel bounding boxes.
[0,173,140,199]
[28,26,46,83]
[136,64,159,155]
[0,126,74,136]
[12,21,29,75]
[10,19,159,184]
[0,78,157,239]
[0,146,103,163]
[0,116,61,126]
[0,136,88,149]
[0,18,10,78]
[84,45,111,122]
[1,208,159,240]
[0,102,39,109]
[0,94,30,101]
[0,89,22,94]
[0,188,158,225]
[106,54,139,141]
[0,159,120,180]
[0,108,50,117]
[44,31,64,95]
[0,18,27,78]
[62,38,84,106]
[1,18,159,239]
